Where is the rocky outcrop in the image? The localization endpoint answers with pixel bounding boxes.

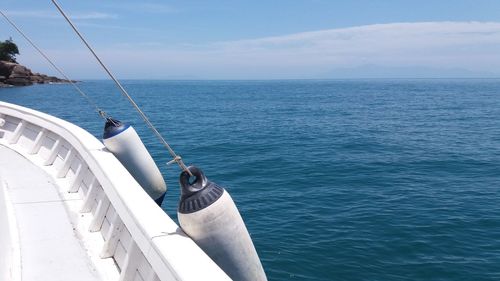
[0,61,73,87]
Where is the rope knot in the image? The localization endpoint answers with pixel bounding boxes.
[167,155,193,177]
[166,155,182,165]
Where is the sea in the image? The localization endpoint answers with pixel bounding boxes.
[1,79,500,281]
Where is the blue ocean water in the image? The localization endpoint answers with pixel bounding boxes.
[1,79,500,281]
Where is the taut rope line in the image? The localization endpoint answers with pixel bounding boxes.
[0,9,108,119]
[50,0,192,176]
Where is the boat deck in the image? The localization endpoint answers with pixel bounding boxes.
[0,101,232,281]
[0,145,101,281]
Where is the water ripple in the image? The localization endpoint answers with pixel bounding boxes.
[2,79,500,281]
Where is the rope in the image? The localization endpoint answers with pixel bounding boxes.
[0,9,108,119]
[50,0,192,176]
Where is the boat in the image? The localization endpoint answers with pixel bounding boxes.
[0,1,268,279]
[0,100,234,280]
[0,0,272,278]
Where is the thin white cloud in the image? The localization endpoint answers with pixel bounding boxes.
[134,3,178,14]
[70,12,117,20]
[209,21,500,65]
[75,22,154,33]
[18,21,500,79]
[110,3,178,14]
[3,10,54,19]
[5,10,117,20]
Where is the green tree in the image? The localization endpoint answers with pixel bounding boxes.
[0,39,19,62]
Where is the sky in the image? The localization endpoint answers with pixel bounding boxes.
[1,0,500,79]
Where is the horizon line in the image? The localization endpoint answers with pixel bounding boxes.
[71,77,500,81]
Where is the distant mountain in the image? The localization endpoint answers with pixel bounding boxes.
[323,64,498,79]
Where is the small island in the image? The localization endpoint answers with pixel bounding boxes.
[0,38,72,87]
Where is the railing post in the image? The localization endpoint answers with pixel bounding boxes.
[9,120,25,144]
[29,128,47,154]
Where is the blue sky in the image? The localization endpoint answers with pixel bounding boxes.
[1,0,500,79]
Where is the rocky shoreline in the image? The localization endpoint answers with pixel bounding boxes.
[0,60,73,87]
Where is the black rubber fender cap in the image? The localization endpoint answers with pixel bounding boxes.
[102,118,130,139]
[178,166,224,214]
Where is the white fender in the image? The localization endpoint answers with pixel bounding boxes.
[177,166,267,281]
[102,118,167,204]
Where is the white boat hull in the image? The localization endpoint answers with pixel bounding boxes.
[0,101,231,281]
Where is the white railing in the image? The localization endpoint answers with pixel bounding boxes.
[0,101,231,281]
